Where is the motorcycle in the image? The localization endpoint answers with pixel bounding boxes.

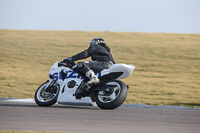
[34,60,135,109]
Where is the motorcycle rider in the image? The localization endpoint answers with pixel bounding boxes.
[61,38,115,95]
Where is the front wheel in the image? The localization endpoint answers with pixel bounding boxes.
[35,80,60,106]
[96,80,128,109]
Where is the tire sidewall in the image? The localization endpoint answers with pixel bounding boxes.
[34,81,59,106]
[96,80,128,109]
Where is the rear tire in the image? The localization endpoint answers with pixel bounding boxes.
[96,80,128,109]
[35,80,59,106]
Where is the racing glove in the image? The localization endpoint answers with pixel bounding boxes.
[58,57,73,67]
[63,57,73,63]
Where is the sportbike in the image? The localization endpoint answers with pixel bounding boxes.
[35,60,135,109]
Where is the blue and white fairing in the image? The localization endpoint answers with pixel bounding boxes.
[48,62,135,105]
[48,62,92,105]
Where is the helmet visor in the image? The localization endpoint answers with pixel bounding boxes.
[90,39,104,46]
[90,40,97,46]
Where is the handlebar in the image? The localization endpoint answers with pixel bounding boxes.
[58,61,76,69]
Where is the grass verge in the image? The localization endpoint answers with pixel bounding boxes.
[0,30,200,107]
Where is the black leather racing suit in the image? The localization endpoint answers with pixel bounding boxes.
[72,43,115,74]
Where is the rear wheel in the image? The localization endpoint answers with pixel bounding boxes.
[96,80,128,109]
[35,80,60,106]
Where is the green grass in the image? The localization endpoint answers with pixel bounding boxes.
[0,29,200,107]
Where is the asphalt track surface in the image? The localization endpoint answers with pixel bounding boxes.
[0,101,200,133]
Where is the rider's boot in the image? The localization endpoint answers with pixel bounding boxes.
[75,70,99,99]
[85,70,100,87]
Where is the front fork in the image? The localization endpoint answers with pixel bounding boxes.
[45,79,56,91]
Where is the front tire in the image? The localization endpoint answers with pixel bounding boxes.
[35,80,60,106]
[96,80,128,109]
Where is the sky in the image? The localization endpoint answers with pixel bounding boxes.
[0,0,200,34]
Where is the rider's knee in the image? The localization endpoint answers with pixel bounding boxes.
[77,62,85,68]
[74,62,90,74]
